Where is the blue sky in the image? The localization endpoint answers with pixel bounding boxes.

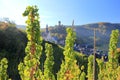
[0,0,120,28]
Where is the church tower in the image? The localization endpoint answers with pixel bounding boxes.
[72,20,76,31]
[72,20,74,27]
[46,24,49,33]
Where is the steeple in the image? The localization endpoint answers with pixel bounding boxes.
[72,20,76,31]
[46,24,49,33]
[72,20,74,27]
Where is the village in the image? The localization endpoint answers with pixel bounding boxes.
[41,21,108,61]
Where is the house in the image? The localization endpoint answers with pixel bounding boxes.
[41,24,58,44]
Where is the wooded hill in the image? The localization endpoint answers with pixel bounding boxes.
[41,22,120,53]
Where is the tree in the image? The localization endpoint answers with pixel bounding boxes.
[18,5,43,80]
[44,43,55,80]
[57,28,80,80]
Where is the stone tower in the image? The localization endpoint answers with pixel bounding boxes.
[58,21,61,26]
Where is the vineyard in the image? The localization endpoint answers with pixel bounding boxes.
[0,5,120,80]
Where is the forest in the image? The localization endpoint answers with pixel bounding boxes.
[0,5,120,80]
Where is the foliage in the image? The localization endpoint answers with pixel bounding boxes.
[80,72,86,80]
[4,5,120,80]
[106,29,119,80]
[18,5,43,80]
[74,52,88,74]
[0,58,9,80]
[108,29,119,68]
[96,29,120,80]
[80,65,86,80]
[44,43,55,80]
[57,28,80,80]
[0,25,27,79]
[96,58,106,80]
[87,55,93,80]
[0,26,87,80]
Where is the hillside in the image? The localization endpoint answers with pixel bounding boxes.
[16,25,26,30]
[41,22,120,53]
[75,22,120,52]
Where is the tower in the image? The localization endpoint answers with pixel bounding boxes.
[46,24,49,33]
[72,20,76,31]
[58,21,61,26]
[72,20,74,27]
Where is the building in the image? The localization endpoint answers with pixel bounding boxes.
[41,24,58,44]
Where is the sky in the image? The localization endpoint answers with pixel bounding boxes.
[0,0,120,28]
